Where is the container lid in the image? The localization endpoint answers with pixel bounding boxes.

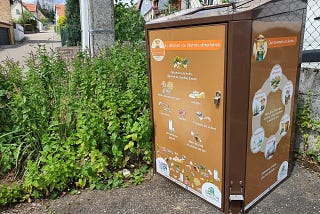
[146,0,307,29]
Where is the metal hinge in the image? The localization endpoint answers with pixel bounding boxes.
[229,181,244,213]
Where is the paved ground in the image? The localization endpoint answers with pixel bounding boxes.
[1,164,319,214]
[0,28,61,68]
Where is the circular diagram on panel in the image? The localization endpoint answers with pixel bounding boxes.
[279,114,290,136]
[250,127,265,154]
[253,34,268,62]
[151,39,165,62]
[282,81,293,105]
[277,161,288,181]
[264,136,277,160]
[156,158,170,176]
[252,90,267,117]
[269,64,282,92]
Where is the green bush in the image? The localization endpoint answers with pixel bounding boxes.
[0,43,151,205]
[115,1,145,42]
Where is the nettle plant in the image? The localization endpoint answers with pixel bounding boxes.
[296,91,320,163]
[0,43,152,206]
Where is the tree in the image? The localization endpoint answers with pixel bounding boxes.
[16,11,37,31]
[57,15,66,27]
[37,3,55,23]
[114,1,145,43]
[65,0,81,46]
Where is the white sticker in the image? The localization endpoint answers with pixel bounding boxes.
[201,182,222,208]
[252,90,267,117]
[151,39,165,61]
[279,114,290,136]
[282,81,293,105]
[156,158,170,176]
[278,161,288,181]
[269,64,282,92]
[264,136,277,160]
[250,127,265,154]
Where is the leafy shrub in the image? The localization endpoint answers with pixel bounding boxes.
[0,183,25,206]
[297,92,320,163]
[115,1,145,42]
[58,15,66,27]
[0,43,151,205]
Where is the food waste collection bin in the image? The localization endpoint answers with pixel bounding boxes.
[145,0,307,213]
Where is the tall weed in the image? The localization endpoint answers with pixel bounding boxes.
[0,43,151,205]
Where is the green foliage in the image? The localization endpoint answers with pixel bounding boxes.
[38,5,55,23]
[115,1,145,43]
[65,0,81,46]
[0,43,151,206]
[40,18,49,28]
[0,183,25,206]
[57,15,66,27]
[16,11,37,30]
[297,91,320,163]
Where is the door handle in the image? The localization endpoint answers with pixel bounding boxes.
[214,91,221,105]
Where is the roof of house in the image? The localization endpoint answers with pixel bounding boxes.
[55,4,65,17]
[23,3,36,13]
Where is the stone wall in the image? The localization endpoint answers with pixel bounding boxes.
[0,0,12,25]
[294,67,320,152]
[55,46,81,64]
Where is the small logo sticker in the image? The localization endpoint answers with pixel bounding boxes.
[151,39,165,61]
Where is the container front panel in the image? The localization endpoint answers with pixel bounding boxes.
[245,21,302,210]
[149,25,226,209]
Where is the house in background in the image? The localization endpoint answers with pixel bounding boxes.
[0,0,14,45]
[23,3,45,31]
[11,0,28,21]
[137,0,229,21]
[55,4,65,24]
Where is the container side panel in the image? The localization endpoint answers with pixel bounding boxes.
[149,25,226,209]
[244,12,304,210]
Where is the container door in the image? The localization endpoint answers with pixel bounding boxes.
[148,24,226,209]
[244,20,303,211]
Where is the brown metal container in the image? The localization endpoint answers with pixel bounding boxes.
[145,1,307,213]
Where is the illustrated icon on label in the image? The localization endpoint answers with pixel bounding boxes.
[250,127,265,154]
[156,158,170,176]
[282,81,293,105]
[189,91,205,99]
[169,120,175,132]
[158,101,171,112]
[151,39,165,61]
[269,64,282,91]
[161,81,174,95]
[173,56,189,69]
[278,161,288,181]
[264,136,277,160]
[202,183,222,208]
[196,112,212,122]
[178,109,186,117]
[280,114,290,136]
[214,169,220,182]
[191,131,202,143]
[253,34,268,62]
[252,90,267,117]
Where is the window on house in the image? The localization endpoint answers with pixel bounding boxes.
[204,0,215,5]
[16,9,20,15]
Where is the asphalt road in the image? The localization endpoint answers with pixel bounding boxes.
[0,28,61,68]
[2,164,319,214]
